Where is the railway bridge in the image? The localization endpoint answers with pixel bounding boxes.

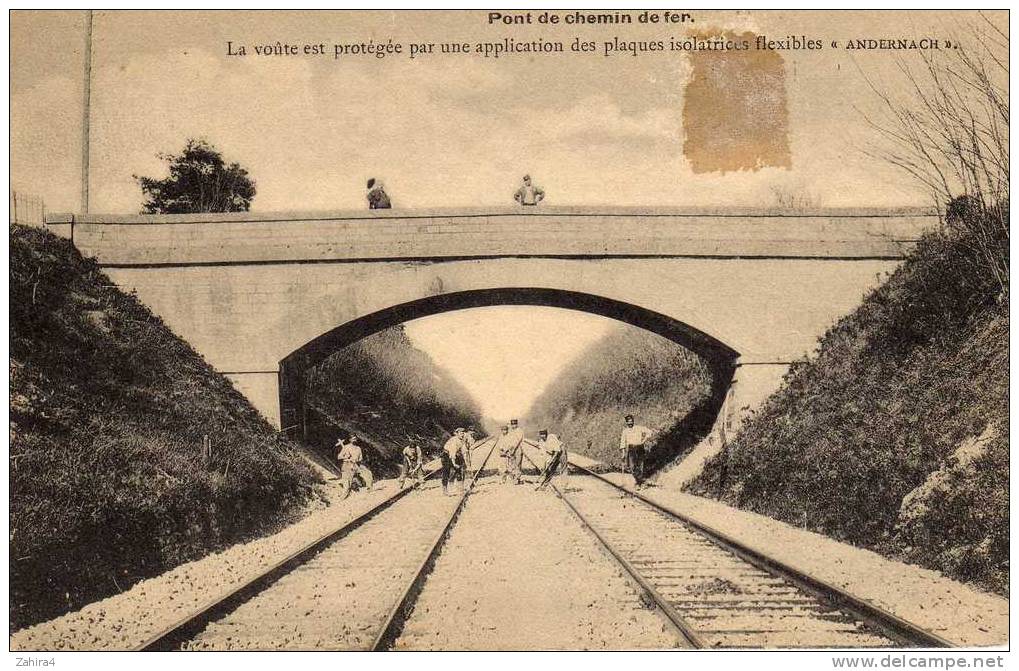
[46,206,937,446]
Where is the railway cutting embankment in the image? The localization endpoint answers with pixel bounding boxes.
[689,211,1008,596]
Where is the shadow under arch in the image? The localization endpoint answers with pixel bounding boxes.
[279,288,740,473]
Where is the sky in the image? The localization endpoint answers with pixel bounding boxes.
[403,306,615,420]
[10,10,1006,214]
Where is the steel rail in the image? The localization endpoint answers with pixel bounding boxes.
[519,443,703,648]
[137,437,491,651]
[566,456,955,648]
[371,437,499,651]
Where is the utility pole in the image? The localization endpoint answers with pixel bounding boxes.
[80,9,93,214]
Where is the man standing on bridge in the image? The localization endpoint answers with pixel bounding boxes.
[336,435,374,500]
[366,178,391,209]
[513,174,544,206]
[620,415,654,489]
[535,429,569,491]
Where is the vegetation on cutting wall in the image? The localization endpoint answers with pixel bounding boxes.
[10,224,318,630]
[303,325,483,477]
[526,325,714,473]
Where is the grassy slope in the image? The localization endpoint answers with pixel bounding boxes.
[10,224,319,630]
[303,325,482,473]
[525,325,714,471]
[688,225,1008,594]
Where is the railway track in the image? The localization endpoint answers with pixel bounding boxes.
[521,442,953,649]
[138,437,496,651]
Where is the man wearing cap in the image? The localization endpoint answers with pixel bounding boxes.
[507,419,526,482]
[440,428,468,496]
[336,435,374,500]
[398,442,425,489]
[535,429,569,491]
[513,174,545,206]
[620,415,654,489]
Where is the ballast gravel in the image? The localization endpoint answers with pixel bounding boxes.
[393,478,682,650]
[10,476,411,651]
[12,443,1005,650]
[605,465,1007,647]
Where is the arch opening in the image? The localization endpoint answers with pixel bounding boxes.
[279,288,740,475]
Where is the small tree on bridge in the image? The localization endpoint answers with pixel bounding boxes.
[135,139,256,214]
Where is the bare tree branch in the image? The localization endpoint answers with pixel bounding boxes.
[855,17,1009,299]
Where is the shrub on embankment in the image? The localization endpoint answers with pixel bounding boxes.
[9,224,319,631]
[525,325,714,471]
[303,325,482,475]
[687,211,1008,595]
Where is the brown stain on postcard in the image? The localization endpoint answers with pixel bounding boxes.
[683,31,792,174]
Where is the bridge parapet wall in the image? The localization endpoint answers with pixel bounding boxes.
[45,206,940,266]
[42,207,939,430]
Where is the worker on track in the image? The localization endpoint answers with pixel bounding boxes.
[494,424,519,484]
[535,429,569,491]
[620,414,654,489]
[440,428,468,496]
[398,442,425,489]
[336,435,374,500]
[507,419,525,483]
[461,426,476,476]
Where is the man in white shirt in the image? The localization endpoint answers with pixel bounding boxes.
[441,428,467,496]
[494,424,518,484]
[461,427,476,475]
[336,435,374,500]
[398,442,424,489]
[513,174,545,206]
[507,419,526,482]
[535,429,569,491]
[620,414,654,489]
